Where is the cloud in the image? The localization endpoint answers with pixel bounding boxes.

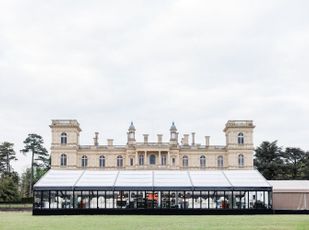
[0,0,309,173]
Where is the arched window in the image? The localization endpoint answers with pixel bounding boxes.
[238,154,244,167]
[149,155,156,165]
[183,156,189,168]
[117,155,123,168]
[60,154,67,167]
[61,133,67,144]
[238,133,244,144]
[139,155,144,165]
[81,155,88,168]
[99,155,105,168]
[217,156,223,168]
[200,155,206,168]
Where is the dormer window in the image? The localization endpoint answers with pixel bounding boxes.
[61,133,67,144]
[238,133,244,144]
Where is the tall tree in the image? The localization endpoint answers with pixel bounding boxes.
[0,142,17,173]
[20,134,48,196]
[254,141,285,180]
[283,147,307,179]
[0,171,20,202]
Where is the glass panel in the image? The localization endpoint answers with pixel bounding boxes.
[193,191,201,209]
[161,191,170,208]
[201,191,209,209]
[42,191,49,209]
[74,191,82,208]
[256,191,267,209]
[106,191,113,208]
[98,191,105,208]
[49,191,57,209]
[185,191,192,209]
[233,191,241,209]
[170,191,178,208]
[89,191,97,209]
[64,191,73,209]
[34,191,41,209]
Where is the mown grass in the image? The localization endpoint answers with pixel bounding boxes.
[0,211,308,230]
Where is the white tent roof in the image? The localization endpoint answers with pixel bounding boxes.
[268,180,309,192]
[34,169,271,190]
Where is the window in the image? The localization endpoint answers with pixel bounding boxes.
[149,155,156,165]
[200,155,206,168]
[99,155,105,168]
[81,155,88,168]
[182,156,188,168]
[139,155,144,166]
[130,158,134,166]
[161,154,167,165]
[238,133,244,144]
[238,154,244,167]
[172,158,176,166]
[60,154,67,166]
[117,155,123,168]
[217,156,223,168]
[61,133,67,144]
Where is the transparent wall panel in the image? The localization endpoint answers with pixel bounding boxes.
[106,191,113,208]
[177,191,185,209]
[81,191,90,208]
[146,191,157,208]
[98,191,106,208]
[170,191,178,209]
[57,191,66,209]
[34,191,41,209]
[256,191,267,209]
[135,191,145,209]
[129,191,136,208]
[233,191,241,209]
[89,191,98,209]
[208,191,216,209]
[223,191,232,209]
[193,191,201,209]
[185,191,192,209]
[74,191,81,208]
[115,191,129,209]
[65,191,73,209]
[249,191,256,209]
[201,191,209,209]
[50,191,57,209]
[42,191,49,209]
[161,191,170,208]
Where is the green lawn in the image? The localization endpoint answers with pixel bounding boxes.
[0,212,308,230]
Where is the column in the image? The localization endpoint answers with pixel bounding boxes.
[167,151,170,167]
[144,151,147,166]
[159,151,161,166]
[135,151,138,167]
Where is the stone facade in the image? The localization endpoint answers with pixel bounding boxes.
[50,120,255,170]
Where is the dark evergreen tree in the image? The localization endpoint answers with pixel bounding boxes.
[254,141,285,180]
[20,134,49,196]
[0,142,17,174]
[0,171,20,202]
[283,147,307,179]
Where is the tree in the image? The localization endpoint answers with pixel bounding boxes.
[0,171,20,202]
[282,147,307,179]
[0,142,17,174]
[254,141,285,180]
[20,134,49,196]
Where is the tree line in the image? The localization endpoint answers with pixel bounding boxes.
[0,134,49,202]
[255,141,309,180]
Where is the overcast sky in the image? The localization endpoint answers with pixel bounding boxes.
[1,0,309,174]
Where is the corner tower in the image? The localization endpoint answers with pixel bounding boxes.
[50,120,81,168]
[224,120,255,169]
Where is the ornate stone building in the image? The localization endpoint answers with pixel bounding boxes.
[50,120,255,170]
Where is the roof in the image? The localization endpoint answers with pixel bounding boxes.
[268,180,309,193]
[34,169,271,191]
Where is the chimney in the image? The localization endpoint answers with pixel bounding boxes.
[191,132,195,146]
[183,134,189,145]
[157,134,163,144]
[143,134,149,144]
[94,132,99,146]
[107,139,113,147]
[205,136,210,147]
